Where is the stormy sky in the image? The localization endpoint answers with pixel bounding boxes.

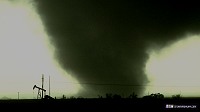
[35,0,200,97]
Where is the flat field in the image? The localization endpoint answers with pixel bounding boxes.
[0,98,199,111]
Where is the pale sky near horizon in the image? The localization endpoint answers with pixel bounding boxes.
[0,0,81,99]
[1,0,200,99]
[145,34,200,97]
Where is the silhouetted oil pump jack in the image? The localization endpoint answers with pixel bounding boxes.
[33,85,46,99]
[33,74,54,99]
[33,74,46,99]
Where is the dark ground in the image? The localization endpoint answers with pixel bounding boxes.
[1,98,200,112]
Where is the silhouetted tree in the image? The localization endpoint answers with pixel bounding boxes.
[172,94,181,99]
[77,96,84,99]
[62,95,66,99]
[113,94,121,99]
[105,93,122,99]
[69,96,76,99]
[143,93,164,99]
[106,93,113,99]
[128,92,138,99]
[98,95,103,98]
[154,93,164,99]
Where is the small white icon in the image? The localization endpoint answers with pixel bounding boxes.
[166,104,173,108]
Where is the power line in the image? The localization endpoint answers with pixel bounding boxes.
[69,82,148,87]
[52,81,152,87]
[51,81,200,87]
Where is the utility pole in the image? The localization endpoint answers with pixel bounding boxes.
[18,92,19,100]
[49,75,50,96]
[42,74,44,99]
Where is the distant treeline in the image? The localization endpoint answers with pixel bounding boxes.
[50,92,182,100]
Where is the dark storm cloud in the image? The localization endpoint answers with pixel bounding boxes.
[35,0,200,97]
